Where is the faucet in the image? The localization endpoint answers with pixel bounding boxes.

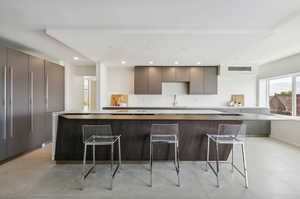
[172,94,178,107]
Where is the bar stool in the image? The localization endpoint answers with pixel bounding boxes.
[81,125,121,190]
[206,123,248,188]
[149,123,180,187]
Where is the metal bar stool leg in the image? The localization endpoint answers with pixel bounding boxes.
[175,142,180,187]
[231,144,234,172]
[93,144,96,173]
[110,143,114,190]
[150,141,153,187]
[82,143,87,178]
[206,137,210,171]
[216,142,220,188]
[241,143,249,188]
[118,138,121,169]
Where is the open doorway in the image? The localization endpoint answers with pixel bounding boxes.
[83,76,96,111]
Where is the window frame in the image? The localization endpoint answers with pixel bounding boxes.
[264,73,300,116]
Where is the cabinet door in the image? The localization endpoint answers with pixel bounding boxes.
[45,61,65,112]
[0,47,7,161]
[148,67,162,94]
[7,48,29,157]
[204,67,218,94]
[134,67,148,94]
[189,67,204,94]
[175,67,190,82]
[162,67,176,82]
[28,56,45,149]
[45,62,64,142]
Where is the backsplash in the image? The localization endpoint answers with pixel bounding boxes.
[126,95,238,107]
[106,66,257,107]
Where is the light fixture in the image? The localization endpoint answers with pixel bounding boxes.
[73,57,79,60]
[197,61,201,65]
[174,61,179,65]
[121,60,126,64]
[149,61,153,65]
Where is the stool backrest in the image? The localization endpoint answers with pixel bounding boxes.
[82,124,112,143]
[151,124,179,136]
[218,123,247,140]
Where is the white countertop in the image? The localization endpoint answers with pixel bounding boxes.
[103,106,268,109]
[54,109,224,115]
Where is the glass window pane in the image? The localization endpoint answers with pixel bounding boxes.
[84,79,89,90]
[269,77,292,115]
[296,77,300,116]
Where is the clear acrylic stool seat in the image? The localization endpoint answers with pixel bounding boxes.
[81,125,121,190]
[149,124,180,187]
[206,124,248,188]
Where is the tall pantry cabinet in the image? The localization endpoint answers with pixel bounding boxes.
[0,47,65,161]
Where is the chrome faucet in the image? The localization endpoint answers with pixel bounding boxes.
[172,94,178,107]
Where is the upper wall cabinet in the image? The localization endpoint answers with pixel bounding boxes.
[148,67,162,94]
[203,67,218,94]
[190,66,218,95]
[162,67,176,82]
[134,66,218,95]
[134,66,162,94]
[175,67,190,82]
[134,66,149,94]
[189,67,204,94]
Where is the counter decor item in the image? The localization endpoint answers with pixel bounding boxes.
[229,94,244,107]
[111,94,128,106]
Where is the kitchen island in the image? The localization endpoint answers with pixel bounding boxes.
[53,110,290,162]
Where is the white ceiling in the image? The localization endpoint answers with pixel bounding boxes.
[1,0,300,67]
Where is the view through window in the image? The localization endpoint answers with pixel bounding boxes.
[269,77,292,115]
[296,77,300,116]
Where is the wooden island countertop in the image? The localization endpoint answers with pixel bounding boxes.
[60,112,292,121]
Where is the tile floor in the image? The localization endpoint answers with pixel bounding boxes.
[0,137,300,199]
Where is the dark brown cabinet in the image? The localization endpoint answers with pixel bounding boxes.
[134,66,149,94]
[0,47,65,162]
[6,48,30,157]
[28,56,46,149]
[148,67,162,94]
[204,67,218,94]
[189,67,204,94]
[45,61,65,112]
[0,47,7,161]
[175,67,190,82]
[162,67,176,82]
[134,66,218,95]
[134,66,162,95]
[134,67,149,95]
[45,61,65,141]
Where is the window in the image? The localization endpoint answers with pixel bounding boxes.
[83,79,89,110]
[296,77,300,116]
[268,77,292,115]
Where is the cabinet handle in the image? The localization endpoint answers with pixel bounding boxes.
[29,72,34,133]
[10,67,14,138]
[45,73,48,111]
[3,65,7,140]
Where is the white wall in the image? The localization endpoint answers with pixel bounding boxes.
[106,66,257,107]
[257,53,300,146]
[271,121,300,147]
[258,52,300,79]
[68,64,96,110]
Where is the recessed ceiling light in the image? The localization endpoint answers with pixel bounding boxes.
[149,61,153,65]
[197,61,201,65]
[73,57,79,60]
[121,61,126,64]
[174,61,179,65]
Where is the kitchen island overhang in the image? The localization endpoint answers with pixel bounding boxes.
[53,112,286,162]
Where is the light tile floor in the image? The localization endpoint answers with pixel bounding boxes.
[0,138,300,199]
